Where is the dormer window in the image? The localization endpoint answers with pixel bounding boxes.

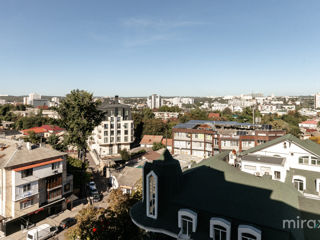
[146,171,158,219]
[210,218,231,240]
[238,225,261,240]
[178,209,197,239]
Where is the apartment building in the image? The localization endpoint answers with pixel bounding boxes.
[147,94,162,109]
[172,120,285,158]
[238,134,320,200]
[0,139,73,236]
[89,96,134,158]
[315,92,320,109]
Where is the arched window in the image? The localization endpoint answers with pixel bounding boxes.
[292,175,306,191]
[146,171,158,219]
[210,218,231,240]
[238,225,261,240]
[178,209,197,238]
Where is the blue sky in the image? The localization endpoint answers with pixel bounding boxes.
[0,0,320,97]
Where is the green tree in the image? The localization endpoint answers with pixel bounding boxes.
[25,131,41,144]
[47,134,66,151]
[142,119,167,136]
[56,89,104,160]
[152,142,165,151]
[120,149,130,161]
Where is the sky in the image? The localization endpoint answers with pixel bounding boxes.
[0,0,320,97]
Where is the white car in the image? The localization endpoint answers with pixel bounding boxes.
[26,224,58,240]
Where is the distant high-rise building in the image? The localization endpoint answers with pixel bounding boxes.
[147,94,162,109]
[24,93,42,105]
[315,92,320,109]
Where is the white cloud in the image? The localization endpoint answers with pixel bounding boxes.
[122,18,205,29]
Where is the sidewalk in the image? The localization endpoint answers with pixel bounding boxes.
[4,204,85,240]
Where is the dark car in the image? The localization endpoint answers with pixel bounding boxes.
[59,217,77,230]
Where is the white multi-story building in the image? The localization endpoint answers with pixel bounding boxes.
[23,93,41,105]
[0,139,73,236]
[315,92,320,109]
[238,134,320,200]
[147,94,162,109]
[89,96,134,158]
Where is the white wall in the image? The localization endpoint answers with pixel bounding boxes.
[253,141,320,172]
[15,161,63,186]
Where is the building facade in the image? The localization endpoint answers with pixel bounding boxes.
[315,92,320,109]
[147,94,162,109]
[172,120,285,158]
[0,139,73,236]
[238,134,320,200]
[89,96,134,158]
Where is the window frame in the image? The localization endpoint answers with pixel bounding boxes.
[178,209,197,238]
[146,171,158,219]
[210,217,231,240]
[21,169,33,178]
[292,175,306,191]
[238,225,261,240]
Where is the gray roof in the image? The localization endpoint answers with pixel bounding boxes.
[112,166,142,188]
[0,139,66,169]
[241,134,320,157]
[173,120,264,130]
[241,154,286,166]
[131,151,308,240]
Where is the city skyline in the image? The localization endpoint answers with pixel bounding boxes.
[1,0,320,96]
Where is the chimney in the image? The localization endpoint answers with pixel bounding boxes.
[115,95,119,104]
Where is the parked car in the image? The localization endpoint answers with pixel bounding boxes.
[26,224,58,240]
[87,181,97,191]
[59,217,77,230]
[90,190,100,202]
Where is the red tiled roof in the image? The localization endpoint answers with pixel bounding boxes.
[161,138,173,147]
[208,113,220,119]
[300,120,318,125]
[140,135,163,145]
[21,125,64,135]
[143,151,161,161]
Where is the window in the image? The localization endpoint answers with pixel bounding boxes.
[238,225,261,240]
[124,136,128,142]
[111,124,114,129]
[178,209,197,238]
[293,176,306,191]
[125,130,128,135]
[146,171,158,219]
[52,162,60,170]
[48,188,62,200]
[243,165,256,171]
[299,156,309,165]
[124,123,128,129]
[110,130,114,136]
[104,124,108,129]
[117,136,121,142]
[210,218,231,240]
[104,137,108,143]
[182,216,193,237]
[294,179,304,191]
[23,184,31,192]
[311,156,320,166]
[274,171,281,180]
[21,169,33,178]
[109,147,113,155]
[117,123,121,129]
[117,117,121,121]
[64,183,71,192]
[104,131,108,136]
[110,137,114,143]
[20,198,34,209]
[117,130,121,135]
